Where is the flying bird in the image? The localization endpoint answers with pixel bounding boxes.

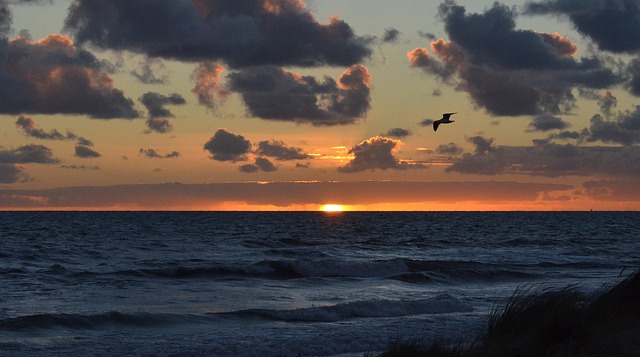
[433,112,456,131]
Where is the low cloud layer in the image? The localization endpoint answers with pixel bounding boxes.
[0,181,575,209]
[447,135,640,177]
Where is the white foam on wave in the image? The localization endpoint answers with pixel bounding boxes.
[226,294,473,322]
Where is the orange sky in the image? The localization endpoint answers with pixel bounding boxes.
[1,1,640,211]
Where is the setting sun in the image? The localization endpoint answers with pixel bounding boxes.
[320,204,345,212]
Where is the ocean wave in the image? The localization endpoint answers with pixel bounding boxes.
[57,259,613,284]
[0,311,196,332]
[213,294,473,323]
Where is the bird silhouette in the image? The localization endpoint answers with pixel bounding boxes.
[433,112,456,131]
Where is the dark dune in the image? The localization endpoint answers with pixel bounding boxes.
[375,268,640,357]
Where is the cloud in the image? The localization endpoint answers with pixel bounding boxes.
[203,128,251,162]
[524,0,640,54]
[64,0,372,69]
[255,140,309,160]
[436,143,463,155]
[75,145,101,158]
[130,58,169,85]
[139,148,180,159]
[60,164,100,170]
[255,157,276,172]
[338,136,425,173]
[0,163,26,183]
[15,114,76,140]
[528,114,570,132]
[0,144,59,163]
[382,28,401,43]
[447,135,640,177]
[139,92,186,118]
[191,61,228,109]
[227,64,372,125]
[418,118,435,127]
[145,118,173,134]
[0,181,575,209]
[0,142,58,183]
[584,109,640,145]
[238,163,258,173]
[384,128,412,138]
[239,157,276,173]
[627,59,640,96]
[0,34,139,118]
[139,92,186,133]
[582,180,640,201]
[408,1,624,117]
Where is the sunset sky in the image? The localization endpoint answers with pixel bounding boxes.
[1,0,640,210]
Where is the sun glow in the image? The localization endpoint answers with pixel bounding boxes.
[320,204,344,212]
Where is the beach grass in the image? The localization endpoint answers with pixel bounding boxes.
[375,268,640,356]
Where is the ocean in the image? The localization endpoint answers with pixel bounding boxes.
[1,211,638,356]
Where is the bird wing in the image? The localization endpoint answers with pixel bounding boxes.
[433,120,440,131]
[442,112,457,120]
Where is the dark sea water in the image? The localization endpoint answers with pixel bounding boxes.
[1,211,639,356]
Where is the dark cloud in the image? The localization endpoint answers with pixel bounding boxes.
[0,1,11,37]
[15,114,76,140]
[204,128,251,162]
[64,0,372,69]
[0,144,59,163]
[436,143,463,155]
[255,140,309,160]
[338,136,425,173]
[239,157,277,173]
[447,135,640,177]
[0,35,139,118]
[0,163,26,183]
[584,108,640,145]
[238,163,259,173]
[598,91,617,117]
[582,180,640,202]
[139,148,180,159]
[382,28,401,43]
[528,114,570,132]
[145,118,173,134]
[75,145,101,158]
[191,61,228,109]
[227,64,371,125]
[139,92,186,118]
[409,1,624,117]
[384,128,412,138]
[0,142,58,183]
[627,59,640,96]
[130,58,169,85]
[139,92,185,133]
[60,164,100,170]
[419,118,435,127]
[524,0,640,54]
[255,157,276,172]
[77,137,93,146]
